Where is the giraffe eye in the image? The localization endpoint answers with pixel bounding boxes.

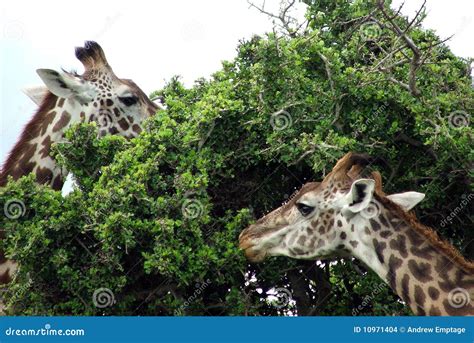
[296,203,314,216]
[118,96,138,106]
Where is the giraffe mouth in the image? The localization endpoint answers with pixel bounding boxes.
[239,232,268,263]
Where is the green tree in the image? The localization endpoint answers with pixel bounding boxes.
[1,0,472,315]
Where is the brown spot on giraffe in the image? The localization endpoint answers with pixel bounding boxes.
[57,97,65,108]
[428,286,439,300]
[389,235,408,258]
[414,285,426,315]
[52,175,63,191]
[132,124,142,134]
[401,274,410,304]
[36,166,53,184]
[40,110,57,135]
[373,239,386,264]
[370,219,381,231]
[39,136,52,159]
[118,118,130,131]
[387,255,403,291]
[408,260,433,282]
[380,230,393,238]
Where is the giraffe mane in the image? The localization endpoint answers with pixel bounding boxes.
[0,91,56,187]
[374,191,474,273]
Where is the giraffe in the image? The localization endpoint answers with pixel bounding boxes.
[239,152,474,316]
[1,41,160,191]
[0,41,160,311]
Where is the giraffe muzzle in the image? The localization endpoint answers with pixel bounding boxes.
[238,228,268,263]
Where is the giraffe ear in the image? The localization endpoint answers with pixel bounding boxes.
[344,179,375,213]
[386,192,425,211]
[22,85,49,106]
[36,69,95,104]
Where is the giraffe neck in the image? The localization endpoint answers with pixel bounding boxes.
[0,92,85,190]
[346,204,474,316]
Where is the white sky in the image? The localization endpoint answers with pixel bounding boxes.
[0,0,473,171]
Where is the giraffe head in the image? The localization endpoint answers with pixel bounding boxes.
[34,41,159,137]
[1,41,161,190]
[239,152,425,263]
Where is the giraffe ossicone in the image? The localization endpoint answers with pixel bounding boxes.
[239,152,474,316]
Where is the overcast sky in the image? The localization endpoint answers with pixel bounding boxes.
[1,0,473,171]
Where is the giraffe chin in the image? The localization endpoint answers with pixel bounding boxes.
[243,248,267,263]
[239,240,267,263]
